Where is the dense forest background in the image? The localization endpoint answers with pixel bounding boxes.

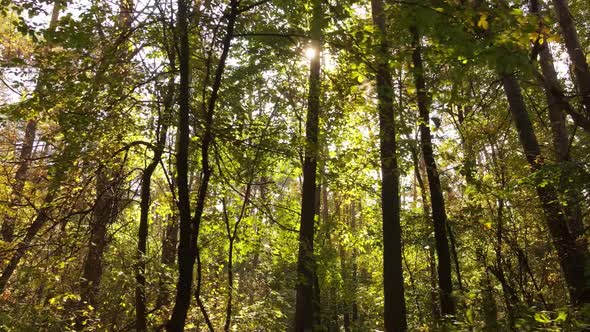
[1,0,590,330]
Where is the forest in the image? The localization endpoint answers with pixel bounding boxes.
[1,0,590,330]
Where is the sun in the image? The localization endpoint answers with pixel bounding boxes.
[304,47,317,60]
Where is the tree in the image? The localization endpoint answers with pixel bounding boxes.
[370,0,407,329]
[294,0,322,330]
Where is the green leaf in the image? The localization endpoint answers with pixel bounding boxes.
[534,312,551,324]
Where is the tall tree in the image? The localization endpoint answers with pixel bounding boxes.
[411,27,456,317]
[500,71,590,305]
[168,0,238,329]
[294,0,322,330]
[370,0,407,330]
[0,0,61,243]
[551,0,590,113]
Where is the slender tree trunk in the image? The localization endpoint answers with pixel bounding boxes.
[339,203,351,332]
[136,109,170,331]
[166,0,195,327]
[158,212,178,308]
[500,72,590,305]
[1,120,36,242]
[411,143,440,326]
[411,27,455,317]
[492,197,518,328]
[350,201,359,327]
[446,223,463,292]
[551,0,590,113]
[530,0,586,243]
[370,0,407,330]
[168,0,238,329]
[0,168,64,292]
[482,270,499,331]
[1,0,61,243]
[294,0,322,330]
[222,184,251,332]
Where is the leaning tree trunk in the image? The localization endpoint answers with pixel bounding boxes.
[1,0,61,243]
[0,165,66,292]
[370,0,408,330]
[410,142,441,326]
[500,72,590,305]
[551,0,590,114]
[411,27,456,318]
[530,0,585,242]
[294,0,322,330]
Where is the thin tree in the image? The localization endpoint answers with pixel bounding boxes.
[411,27,456,317]
[370,0,408,330]
[551,0,590,113]
[294,0,322,330]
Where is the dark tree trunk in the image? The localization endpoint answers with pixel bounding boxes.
[482,271,499,331]
[411,144,440,326]
[446,223,463,292]
[136,113,170,331]
[79,167,121,314]
[490,197,518,328]
[0,172,63,292]
[166,0,193,328]
[530,0,586,243]
[411,28,455,318]
[294,0,322,330]
[551,0,590,113]
[370,0,407,330]
[500,72,590,305]
[168,0,238,330]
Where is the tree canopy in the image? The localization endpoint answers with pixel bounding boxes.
[1,0,590,330]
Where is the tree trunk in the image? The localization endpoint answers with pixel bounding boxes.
[370,0,407,330]
[79,166,121,317]
[530,0,586,244]
[294,0,322,330]
[1,1,61,243]
[551,0,590,113]
[168,0,238,330]
[136,110,170,331]
[410,143,440,326]
[500,72,590,305]
[0,170,64,292]
[1,120,36,243]
[411,27,455,317]
[166,0,195,325]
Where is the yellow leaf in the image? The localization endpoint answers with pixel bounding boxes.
[478,14,489,30]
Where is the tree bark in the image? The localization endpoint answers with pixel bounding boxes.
[500,72,590,305]
[410,143,441,326]
[79,166,122,315]
[0,169,64,292]
[1,0,61,243]
[530,0,586,243]
[294,0,322,330]
[168,0,238,330]
[370,0,408,330]
[1,120,37,243]
[135,90,171,331]
[551,0,590,114]
[411,27,455,318]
